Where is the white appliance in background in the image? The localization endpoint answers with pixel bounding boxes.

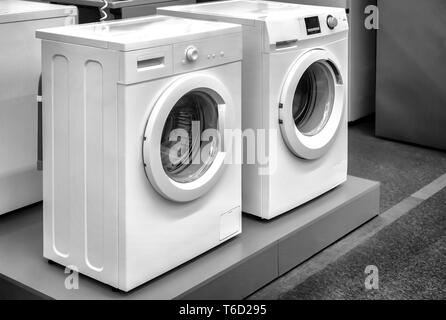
[47,0,196,23]
[267,0,377,122]
[37,15,242,291]
[160,0,349,220]
[0,0,77,216]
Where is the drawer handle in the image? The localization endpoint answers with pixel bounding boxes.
[275,40,298,50]
[137,56,165,71]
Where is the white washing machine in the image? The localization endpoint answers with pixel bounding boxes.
[268,0,377,122]
[37,15,242,291]
[0,0,77,216]
[160,0,349,220]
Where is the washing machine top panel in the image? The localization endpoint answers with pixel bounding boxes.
[272,0,349,9]
[36,15,241,51]
[159,0,348,46]
[160,0,345,25]
[0,0,77,24]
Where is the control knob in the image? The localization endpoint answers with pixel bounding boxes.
[185,46,199,62]
[327,15,338,30]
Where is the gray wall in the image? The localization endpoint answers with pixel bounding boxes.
[376,0,446,150]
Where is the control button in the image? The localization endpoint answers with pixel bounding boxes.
[220,51,225,57]
[185,46,199,62]
[327,15,338,29]
[212,53,216,59]
[207,54,211,59]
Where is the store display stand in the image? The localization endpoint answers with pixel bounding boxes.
[0,176,379,300]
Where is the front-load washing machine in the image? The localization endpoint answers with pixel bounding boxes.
[160,0,349,220]
[268,0,377,122]
[37,15,242,291]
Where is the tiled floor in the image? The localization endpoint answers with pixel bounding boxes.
[348,117,446,212]
[250,116,446,300]
[276,188,446,300]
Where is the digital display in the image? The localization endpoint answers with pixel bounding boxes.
[305,16,321,35]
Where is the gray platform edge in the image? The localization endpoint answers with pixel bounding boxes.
[0,176,379,300]
[0,274,51,300]
[182,177,379,300]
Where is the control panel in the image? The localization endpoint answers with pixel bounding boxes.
[265,10,348,51]
[303,13,345,36]
[173,33,242,73]
[180,43,228,65]
[119,32,242,84]
[304,14,340,35]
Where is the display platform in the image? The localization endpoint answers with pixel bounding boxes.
[0,176,379,300]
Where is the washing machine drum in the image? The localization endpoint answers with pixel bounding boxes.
[292,62,335,136]
[279,49,345,160]
[160,91,219,184]
[143,74,234,203]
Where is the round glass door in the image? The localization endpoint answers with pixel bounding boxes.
[279,49,345,160]
[143,74,234,202]
[160,90,219,183]
[292,62,335,136]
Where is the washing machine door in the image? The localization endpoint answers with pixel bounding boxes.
[143,74,235,202]
[279,49,345,160]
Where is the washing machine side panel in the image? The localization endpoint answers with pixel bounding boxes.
[265,39,349,219]
[237,25,266,217]
[119,63,242,291]
[42,41,120,288]
[116,83,129,291]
